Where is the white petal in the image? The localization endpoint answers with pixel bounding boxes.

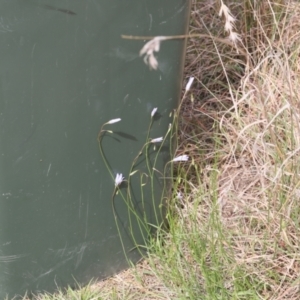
[107,118,121,124]
[185,77,194,92]
[151,137,163,143]
[115,173,124,187]
[177,192,183,200]
[172,155,189,162]
[151,107,158,117]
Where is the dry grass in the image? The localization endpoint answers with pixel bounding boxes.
[30,0,300,299]
[175,0,300,298]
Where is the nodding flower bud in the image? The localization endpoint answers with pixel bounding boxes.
[107,118,121,124]
[115,173,124,187]
[172,155,189,162]
[150,137,163,143]
[185,77,194,92]
[151,107,158,118]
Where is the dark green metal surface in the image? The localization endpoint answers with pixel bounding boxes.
[0,0,190,297]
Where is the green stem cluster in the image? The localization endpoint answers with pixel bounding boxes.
[97,113,175,260]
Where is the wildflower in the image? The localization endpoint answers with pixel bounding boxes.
[177,192,183,200]
[107,118,121,124]
[172,155,189,162]
[151,107,158,118]
[115,173,124,187]
[151,137,163,143]
[139,36,167,70]
[185,77,194,92]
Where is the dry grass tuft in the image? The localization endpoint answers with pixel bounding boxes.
[175,0,300,298]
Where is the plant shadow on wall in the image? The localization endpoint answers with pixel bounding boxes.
[97,109,190,260]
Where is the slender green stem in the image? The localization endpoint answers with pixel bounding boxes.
[111,188,127,259]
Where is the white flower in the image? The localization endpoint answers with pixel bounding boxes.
[151,107,158,117]
[151,137,163,143]
[115,173,124,187]
[185,77,194,92]
[177,192,183,200]
[107,118,121,124]
[172,155,189,162]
